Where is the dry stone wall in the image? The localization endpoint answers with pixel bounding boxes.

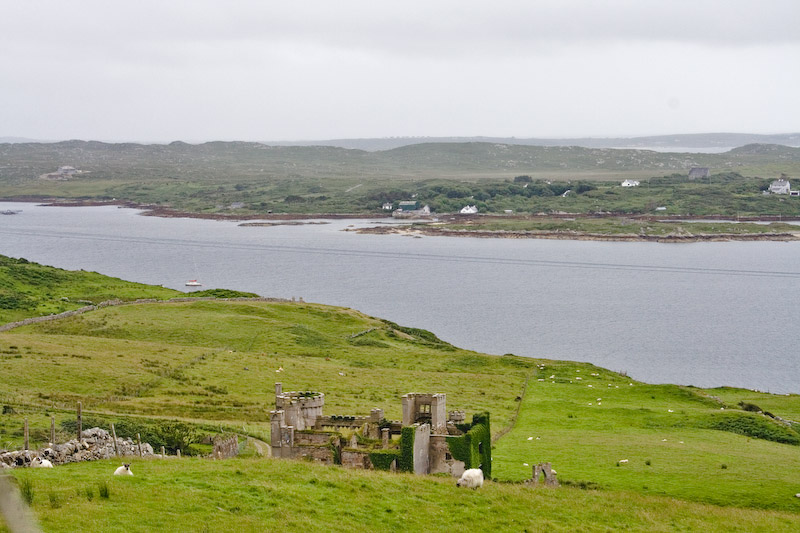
[0,427,154,468]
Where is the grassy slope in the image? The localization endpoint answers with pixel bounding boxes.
[0,255,260,324]
[8,456,800,533]
[0,256,182,324]
[493,362,800,511]
[1,263,799,528]
[2,300,800,515]
[0,300,530,440]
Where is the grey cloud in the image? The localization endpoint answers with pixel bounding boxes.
[3,1,799,60]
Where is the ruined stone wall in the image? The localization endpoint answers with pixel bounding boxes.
[212,435,239,459]
[295,431,335,445]
[341,450,372,469]
[429,434,464,476]
[291,444,334,464]
[412,423,430,475]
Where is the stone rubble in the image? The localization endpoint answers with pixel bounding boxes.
[0,427,154,468]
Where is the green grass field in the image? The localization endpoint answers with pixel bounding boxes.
[2,259,800,530]
[8,455,800,533]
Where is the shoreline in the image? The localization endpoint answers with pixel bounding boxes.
[4,198,800,242]
[349,225,800,242]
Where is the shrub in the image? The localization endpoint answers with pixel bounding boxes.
[706,412,800,445]
[348,337,389,349]
[153,422,199,454]
[738,401,762,413]
[186,289,259,298]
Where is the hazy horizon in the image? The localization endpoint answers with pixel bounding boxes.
[2,132,799,149]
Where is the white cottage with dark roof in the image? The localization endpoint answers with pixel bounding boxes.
[769,178,791,195]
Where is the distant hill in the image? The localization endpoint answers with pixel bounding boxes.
[264,133,800,152]
[2,140,799,185]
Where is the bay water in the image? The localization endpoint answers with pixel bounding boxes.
[1,202,798,393]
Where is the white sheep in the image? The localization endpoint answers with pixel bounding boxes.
[456,468,484,489]
[113,463,133,476]
[32,457,53,468]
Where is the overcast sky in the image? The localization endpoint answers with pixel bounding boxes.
[1,1,798,142]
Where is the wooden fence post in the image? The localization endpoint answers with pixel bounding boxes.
[23,419,29,450]
[50,417,55,445]
[161,446,165,458]
[136,433,143,457]
[111,423,119,457]
[76,401,82,441]
[176,449,181,458]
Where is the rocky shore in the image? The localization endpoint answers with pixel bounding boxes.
[349,225,800,243]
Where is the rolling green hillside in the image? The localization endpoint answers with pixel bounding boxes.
[2,260,800,530]
[2,294,799,513]
[0,256,182,324]
[0,255,258,324]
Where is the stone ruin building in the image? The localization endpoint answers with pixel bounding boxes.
[269,383,491,478]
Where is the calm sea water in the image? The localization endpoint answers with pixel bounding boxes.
[1,202,798,393]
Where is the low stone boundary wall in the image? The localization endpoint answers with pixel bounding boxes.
[0,427,154,469]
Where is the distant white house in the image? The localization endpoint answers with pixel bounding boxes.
[769,178,791,195]
[382,202,393,210]
[621,179,640,187]
[460,205,478,214]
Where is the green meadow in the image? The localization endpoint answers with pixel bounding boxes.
[2,258,800,531]
[8,456,800,533]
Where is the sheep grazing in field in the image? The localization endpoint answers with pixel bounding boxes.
[114,463,133,476]
[32,457,53,468]
[456,468,484,489]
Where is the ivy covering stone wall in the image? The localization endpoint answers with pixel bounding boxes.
[398,426,416,472]
[368,449,401,470]
[446,412,491,478]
